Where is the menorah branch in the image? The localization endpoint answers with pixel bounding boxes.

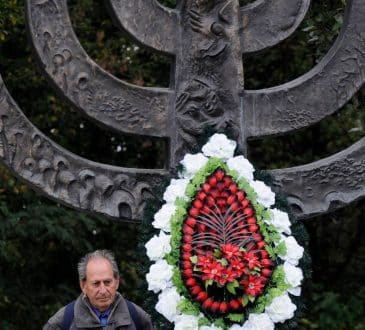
[26,0,172,138]
[240,0,310,54]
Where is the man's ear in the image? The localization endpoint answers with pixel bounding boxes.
[80,280,86,294]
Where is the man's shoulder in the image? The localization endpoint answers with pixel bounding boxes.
[43,305,67,330]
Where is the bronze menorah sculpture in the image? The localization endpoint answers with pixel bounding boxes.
[0,0,364,223]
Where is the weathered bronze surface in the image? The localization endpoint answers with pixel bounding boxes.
[0,0,364,221]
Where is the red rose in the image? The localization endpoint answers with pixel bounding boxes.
[236,191,245,201]
[182,243,192,252]
[185,278,197,287]
[262,268,273,277]
[202,183,211,193]
[241,199,249,208]
[261,259,274,267]
[229,183,238,194]
[182,269,193,277]
[197,191,207,201]
[229,299,241,310]
[247,217,256,224]
[193,199,203,209]
[185,217,196,227]
[215,169,225,181]
[189,207,199,217]
[223,176,232,187]
[219,302,229,313]
[208,176,217,186]
[190,285,203,296]
[211,301,220,313]
[183,225,194,235]
[202,298,214,310]
[196,291,208,302]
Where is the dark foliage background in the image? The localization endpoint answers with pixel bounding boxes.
[0,0,364,329]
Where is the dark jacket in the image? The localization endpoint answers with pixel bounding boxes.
[43,293,154,330]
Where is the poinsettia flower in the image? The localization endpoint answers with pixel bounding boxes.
[243,251,261,270]
[241,275,265,296]
[250,180,275,208]
[145,231,171,261]
[196,255,214,268]
[179,153,208,179]
[241,313,274,330]
[202,133,237,160]
[201,261,225,282]
[155,287,182,322]
[265,293,297,323]
[227,155,255,182]
[152,203,176,233]
[221,243,241,259]
[217,268,238,286]
[229,258,245,276]
[163,178,189,203]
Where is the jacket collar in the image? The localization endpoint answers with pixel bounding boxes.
[74,292,132,328]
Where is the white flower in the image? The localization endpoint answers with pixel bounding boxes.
[146,260,173,293]
[200,325,224,330]
[288,286,302,296]
[227,156,254,181]
[250,180,275,208]
[265,293,297,323]
[163,179,189,203]
[279,236,304,266]
[152,203,176,233]
[267,209,291,235]
[155,287,182,322]
[174,314,200,330]
[180,153,208,179]
[229,325,244,330]
[202,133,236,160]
[283,262,303,296]
[241,313,274,330]
[145,231,171,261]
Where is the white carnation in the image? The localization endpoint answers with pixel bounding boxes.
[180,153,208,179]
[202,133,236,160]
[200,325,224,330]
[146,259,173,293]
[145,231,171,261]
[267,209,291,235]
[265,293,297,323]
[250,180,275,208]
[152,203,176,233]
[229,325,244,330]
[283,262,303,296]
[155,287,182,322]
[163,178,189,203]
[288,286,302,296]
[241,313,274,330]
[227,156,254,181]
[279,236,304,266]
[174,314,200,330]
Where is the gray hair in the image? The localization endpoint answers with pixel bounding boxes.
[78,249,120,282]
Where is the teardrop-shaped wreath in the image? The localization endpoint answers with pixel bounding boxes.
[145,134,305,330]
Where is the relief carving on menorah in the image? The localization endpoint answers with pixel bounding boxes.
[0,0,365,223]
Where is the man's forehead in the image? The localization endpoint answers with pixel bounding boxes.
[85,258,114,277]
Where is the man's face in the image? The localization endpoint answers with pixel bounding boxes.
[80,258,119,312]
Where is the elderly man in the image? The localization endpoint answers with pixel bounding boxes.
[44,250,153,329]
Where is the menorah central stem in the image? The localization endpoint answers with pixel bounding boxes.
[170,0,244,168]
